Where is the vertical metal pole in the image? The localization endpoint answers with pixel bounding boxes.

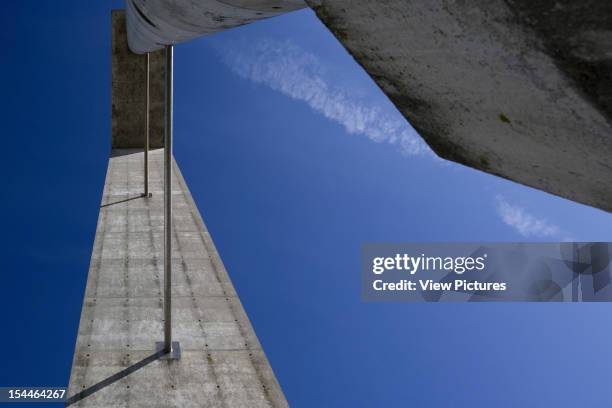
[144,52,150,198]
[156,44,179,360]
[163,45,173,354]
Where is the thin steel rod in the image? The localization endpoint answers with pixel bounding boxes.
[144,52,150,197]
[163,45,174,353]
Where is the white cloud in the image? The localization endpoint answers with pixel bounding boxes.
[495,196,567,239]
[218,38,431,157]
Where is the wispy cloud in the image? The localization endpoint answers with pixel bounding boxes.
[218,38,431,157]
[495,196,570,239]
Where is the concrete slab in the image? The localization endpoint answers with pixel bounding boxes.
[125,0,307,54]
[307,0,612,212]
[67,149,287,407]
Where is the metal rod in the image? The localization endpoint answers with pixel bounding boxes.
[163,44,173,353]
[144,52,150,198]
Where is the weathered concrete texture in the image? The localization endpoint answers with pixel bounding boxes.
[506,1,612,121]
[66,149,288,407]
[112,10,165,148]
[126,0,306,54]
[307,0,612,213]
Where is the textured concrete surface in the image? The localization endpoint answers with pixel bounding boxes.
[126,0,306,54]
[66,149,288,407]
[307,0,612,213]
[112,10,164,149]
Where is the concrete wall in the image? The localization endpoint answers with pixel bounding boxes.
[66,12,289,406]
[112,10,164,149]
[66,150,288,407]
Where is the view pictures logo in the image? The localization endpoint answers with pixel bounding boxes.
[372,253,488,275]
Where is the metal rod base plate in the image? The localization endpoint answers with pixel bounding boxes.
[156,341,181,360]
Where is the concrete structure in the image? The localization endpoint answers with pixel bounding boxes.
[66,150,286,407]
[126,0,612,213]
[112,11,164,149]
[306,0,612,213]
[126,0,306,54]
[65,11,288,407]
[68,1,612,404]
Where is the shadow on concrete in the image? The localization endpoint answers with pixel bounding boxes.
[65,349,166,406]
[110,149,142,158]
[100,194,146,208]
[110,148,163,158]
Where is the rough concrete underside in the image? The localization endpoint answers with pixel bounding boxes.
[126,0,306,54]
[112,10,164,149]
[308,0,612,212]
[66,149,287,407]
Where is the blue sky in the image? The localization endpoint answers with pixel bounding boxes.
[2,1,612,407]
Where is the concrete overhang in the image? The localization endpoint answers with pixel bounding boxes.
[118,1,612,213]
[306,0,612,213]
[125,0,306,53]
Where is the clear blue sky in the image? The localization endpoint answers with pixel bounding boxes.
[2,1,612,407]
